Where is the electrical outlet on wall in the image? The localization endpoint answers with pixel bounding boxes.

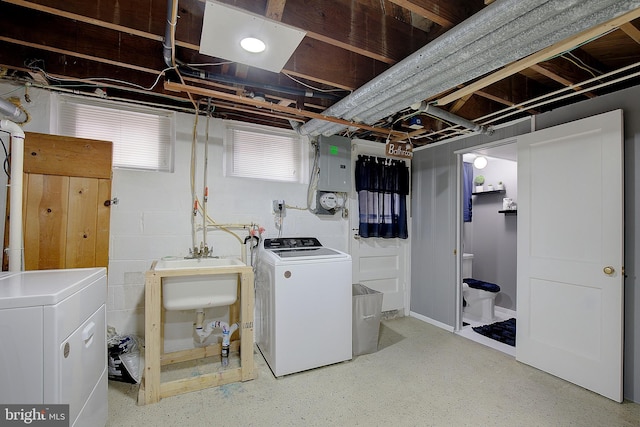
[272,199,285,215]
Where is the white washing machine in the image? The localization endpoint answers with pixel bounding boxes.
[0,268,107,427]
[256,237,352,377]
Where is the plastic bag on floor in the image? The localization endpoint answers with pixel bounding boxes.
[107,326,144,384]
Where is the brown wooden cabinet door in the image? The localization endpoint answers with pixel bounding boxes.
[5,132,113,270]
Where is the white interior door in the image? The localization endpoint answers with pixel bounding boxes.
[349,140,410,314]
[516,109,624,402]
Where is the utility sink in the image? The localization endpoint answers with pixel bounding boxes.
[154,257,245,311]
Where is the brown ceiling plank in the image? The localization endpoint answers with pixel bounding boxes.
[0,36,163,76]
[2,1,201,51]
[165,81,407,137]
[4,0,169,38]
[3,0,163,42]
[0,7,168,71]
[437,7,640,106]
[278,0,429,64]
[386,0,476,29]
[285,38,389,91]
[266,0,287,21]
[620,22,640,44]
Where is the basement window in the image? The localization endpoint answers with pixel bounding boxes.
[52,94,175,172]
[224,122,307,183]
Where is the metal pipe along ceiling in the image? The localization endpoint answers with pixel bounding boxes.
[298,0,640,137]
[0,97,28,123]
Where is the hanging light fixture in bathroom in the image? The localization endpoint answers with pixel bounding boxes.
[473,156,488,169]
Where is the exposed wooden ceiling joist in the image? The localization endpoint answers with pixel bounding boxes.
[386,0,474,29]
[164,81,407,137]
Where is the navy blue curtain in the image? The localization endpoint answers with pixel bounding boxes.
[355,155,409,239]
[463,162,473,222]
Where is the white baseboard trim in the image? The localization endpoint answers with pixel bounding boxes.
[409,311,455,332]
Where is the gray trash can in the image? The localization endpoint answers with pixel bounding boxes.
[352,284,383,356]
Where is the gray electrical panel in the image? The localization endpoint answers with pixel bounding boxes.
[318,135,351,192]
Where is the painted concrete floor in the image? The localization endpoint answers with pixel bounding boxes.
[108,316,640,426]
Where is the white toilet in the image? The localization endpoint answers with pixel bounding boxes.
[462,253,499,322]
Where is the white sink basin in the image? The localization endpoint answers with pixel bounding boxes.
[154,257,245,311]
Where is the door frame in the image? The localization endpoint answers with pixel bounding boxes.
[454,137,518,332]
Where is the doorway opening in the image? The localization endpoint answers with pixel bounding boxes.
[455,140,517,357]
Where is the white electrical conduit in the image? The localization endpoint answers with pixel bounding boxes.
[0,120,25,272]
[203,100,210,250]
[476,60,640,126]
[190,104,199,251]
[300,0,640,137]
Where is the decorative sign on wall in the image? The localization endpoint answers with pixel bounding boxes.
[385,140,413,159]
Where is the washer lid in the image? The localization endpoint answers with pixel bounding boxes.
[270,247,344,259]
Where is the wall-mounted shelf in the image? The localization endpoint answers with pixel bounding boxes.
[499,210,517,215]
[472,189,505,196]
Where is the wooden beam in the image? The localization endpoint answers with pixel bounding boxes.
[386,0,471,29]
[437,7,640,106]
[449,94,473,114]
[266,0,287,21]
[2,0,200,50]
[529,64,595,98]
[164,81,406,137]
[620,22,640,44]
[3,0,161,42]
[0,36,161,76]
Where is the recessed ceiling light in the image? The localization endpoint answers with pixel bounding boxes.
[240,37,266,53]
[200,1,306,73]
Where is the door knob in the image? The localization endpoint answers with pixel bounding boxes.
[603,266,615,275]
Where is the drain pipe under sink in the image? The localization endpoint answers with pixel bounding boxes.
[194,310,239,366]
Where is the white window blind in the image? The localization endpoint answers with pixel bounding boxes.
[225,122,306,183]
[54,94,175,171]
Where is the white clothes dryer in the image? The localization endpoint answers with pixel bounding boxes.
[0,268,107,427]
[256,237,352,377]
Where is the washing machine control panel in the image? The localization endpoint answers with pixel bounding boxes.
[264,237,322,249]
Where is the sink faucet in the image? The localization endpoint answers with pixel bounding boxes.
[186,242,215,259]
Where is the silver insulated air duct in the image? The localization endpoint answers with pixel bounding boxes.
[298,0,640,137]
